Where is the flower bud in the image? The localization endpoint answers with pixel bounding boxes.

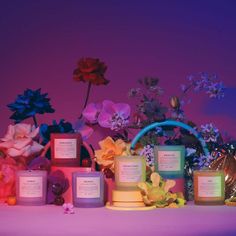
[170,96,180,109]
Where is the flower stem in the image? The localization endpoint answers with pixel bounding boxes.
[79,82,92,119]
[32,115,38,128]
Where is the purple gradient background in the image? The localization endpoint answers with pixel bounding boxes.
[1,0,236,144]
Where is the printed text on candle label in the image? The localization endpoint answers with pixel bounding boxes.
[76,177,100,198]
[119,161,142,182]
[157,151,181,171]
[198,176,222,197]
[54,139,77,159]
[19,177,43,198]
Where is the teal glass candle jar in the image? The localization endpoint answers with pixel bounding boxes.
[72,171,104,208]
[154,145,185,179]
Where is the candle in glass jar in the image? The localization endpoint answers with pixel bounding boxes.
[194,170,225,205]
[154,145,185,179]
[72,171,104,208]
[16,170,47,205]
[51,133,82,167]
[114,156,146,190]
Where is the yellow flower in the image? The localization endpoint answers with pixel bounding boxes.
[95,136,127,171]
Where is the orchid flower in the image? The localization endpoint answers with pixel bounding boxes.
[98,100,130,131]
[63,203,75,214]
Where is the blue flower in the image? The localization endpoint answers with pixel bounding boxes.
[206,82,225,99]
[40,119,74,145]
[200,123,220,143]
[139,144,155,167]
[8,88,55,124]
[194,154,214,169]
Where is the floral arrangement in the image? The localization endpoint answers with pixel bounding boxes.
[0,57,235,205]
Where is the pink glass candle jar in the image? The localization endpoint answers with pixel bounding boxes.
[16,170,47,205]
[51,133,82,167]
[72,171,104,208]
[194,170,225,205]
[114,156,146,190]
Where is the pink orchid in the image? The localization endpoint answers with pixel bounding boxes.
[0,123,43,158]
[98,100,130,131]
[82,102,102,124]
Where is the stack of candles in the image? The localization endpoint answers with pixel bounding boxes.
[110,155,146,208]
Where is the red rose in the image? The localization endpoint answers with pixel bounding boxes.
[73,58,109,85]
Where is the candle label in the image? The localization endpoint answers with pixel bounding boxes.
[19,176,43,198]
[198,176,222,197]
[54,139,77,159]
[76,177,100,198]
[119,161,142,182]
[157,151,181,171]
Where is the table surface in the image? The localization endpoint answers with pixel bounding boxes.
[0,202,236,236]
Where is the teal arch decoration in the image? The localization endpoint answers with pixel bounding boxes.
[130,120,210,156]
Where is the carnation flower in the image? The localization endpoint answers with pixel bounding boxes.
[0,157,24,200]
[73,58,109,85]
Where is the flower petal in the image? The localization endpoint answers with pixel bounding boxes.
[7,147,25,157]
[113,103,131,118]
[97,111,112,128]
[13,138,31,150]
[0,140,14,149]
[82,103,102,124]
[1,125,15,141]
[14,123,31,138]
[28,126,40,138]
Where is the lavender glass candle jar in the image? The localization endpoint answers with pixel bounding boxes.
[72,171,104,208]
[16,170,47,205]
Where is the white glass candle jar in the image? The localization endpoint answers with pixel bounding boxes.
[16,170,47,205]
